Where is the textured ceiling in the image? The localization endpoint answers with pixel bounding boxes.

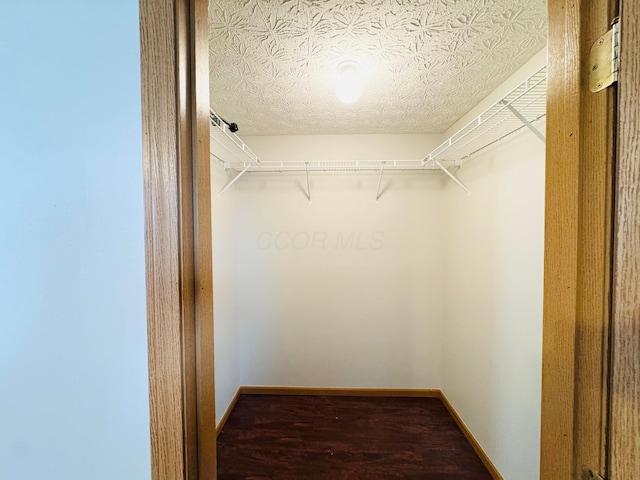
[208,0,547,135]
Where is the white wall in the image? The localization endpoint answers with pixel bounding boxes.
[0,2,150,480]
[441,51,546,480]
[211,152,241,425]
[229,134,446,389]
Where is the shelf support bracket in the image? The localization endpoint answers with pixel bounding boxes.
[305,162,311,202]
[435,160,471,196]
[501,101,546,143]
[219,160,254,196]
[375,162,386,202]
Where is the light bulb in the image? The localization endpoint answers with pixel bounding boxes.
[336,61,363,104]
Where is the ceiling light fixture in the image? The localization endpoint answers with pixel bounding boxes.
[335,61,363,104]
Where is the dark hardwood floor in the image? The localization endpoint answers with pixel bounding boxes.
[217,394,493,479]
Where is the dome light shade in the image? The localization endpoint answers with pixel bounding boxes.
[336,61,363,104]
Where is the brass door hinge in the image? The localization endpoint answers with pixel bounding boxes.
[589,17,620,92]
[581,466,606,480]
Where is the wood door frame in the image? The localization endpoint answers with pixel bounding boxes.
[541,0,618,478]
[139,0,215,478]
[609,1,640,477]
[139,0,621,479]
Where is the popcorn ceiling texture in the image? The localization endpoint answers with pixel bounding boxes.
[208,0,547,135]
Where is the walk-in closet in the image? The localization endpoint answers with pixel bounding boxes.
[208,1,547,478]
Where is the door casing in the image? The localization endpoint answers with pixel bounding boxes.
[139,0,215,478]
[541,0,617,478]
[609,1,640,477]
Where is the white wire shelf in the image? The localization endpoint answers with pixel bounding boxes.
[209,122,439,173]
[210,65,546,196]
[422,65,546,168]
[225,160,437,172]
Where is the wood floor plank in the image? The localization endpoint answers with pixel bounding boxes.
[217,394,493,479]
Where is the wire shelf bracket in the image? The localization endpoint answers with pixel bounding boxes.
[305,162,311,202]
[435,160,471,196]
[219,160,254,196]
[502,101,546,143]
[375,162,386,202]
